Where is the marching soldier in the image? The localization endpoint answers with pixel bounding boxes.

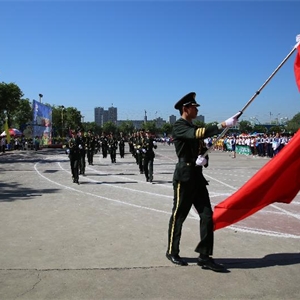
[86,130,96,165]
[77,128,86,175]
[67,130,80,184]
[166,92,240,271]
[143,131,157,182]
[108,133,118,163]
[95,134,101,155]
[135,130,145,174]
[119,132,126,158]
[101,133,108,158]
[128,132,135,155]
[131,132,139,163]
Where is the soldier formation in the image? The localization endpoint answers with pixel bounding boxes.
[66,129,158,184]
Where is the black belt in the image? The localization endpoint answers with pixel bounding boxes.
[178,158,194,163]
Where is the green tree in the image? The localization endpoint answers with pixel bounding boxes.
[118,121,135,135]
[83,122,102,135]
[142,121,157,134]
[286,112,300,133]
[160,123,173,136]
[253,125,268,134]
[238,120,253,133]
[268,125,284,133]
[103,121,117,135]
[0,82,24,125]
[64,107,82,132]
[51,105,82,137]
[11,98,32,129]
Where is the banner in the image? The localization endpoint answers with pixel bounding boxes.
[32,100,52,145]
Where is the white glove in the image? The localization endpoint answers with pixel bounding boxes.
[224,112,241,127]
[142,148,146,153]
[195,155,207,166]
[78,144,83,149]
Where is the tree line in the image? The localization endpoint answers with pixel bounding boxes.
[1,82,299,138]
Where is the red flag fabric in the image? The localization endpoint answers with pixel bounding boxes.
[213,129,300,231]
[295,45,300,92]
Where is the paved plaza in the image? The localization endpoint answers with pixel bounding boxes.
[0,144,300,299]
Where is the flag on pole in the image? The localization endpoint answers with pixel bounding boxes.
[4,118,10,144]
[213,129,300,231]
[294,45,300,92]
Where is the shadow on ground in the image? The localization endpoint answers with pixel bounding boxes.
[0,181,60,202]
[184,252,300,269]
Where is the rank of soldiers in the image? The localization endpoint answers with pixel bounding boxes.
[66,129,157,184]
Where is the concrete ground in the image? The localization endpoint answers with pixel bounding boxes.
[0,144,299,300]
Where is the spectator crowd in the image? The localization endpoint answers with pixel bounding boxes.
[208,132,294,158]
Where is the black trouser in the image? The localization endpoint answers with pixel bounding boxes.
[119,145,125,158]
[79,151,86,174]
[167,177,213,257]
[143,155,154,180]
[102,146,107,158]
[110,148,116,163]
[138,152,144,173]
[70,157,79,181]
[87,149,94,164]
[267,144,273,158]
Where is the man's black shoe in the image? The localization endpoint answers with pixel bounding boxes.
[197,256,225,272]
[166,253,188,266]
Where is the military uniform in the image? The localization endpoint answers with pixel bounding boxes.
[77,130,86,175]
[166,92,226,272]
[108,134,118,163]
[131,132,139,163]
[142,132,157,182]
[135,131,145,174]
[67,132,80,184]
[101,134,108,158]
[128,133,135,155]
[119,133,126,158]
[86,131,96,165]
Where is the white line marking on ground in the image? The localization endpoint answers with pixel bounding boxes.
[38,156,300,239]
[34,162,172,215]
[57,162,173,198]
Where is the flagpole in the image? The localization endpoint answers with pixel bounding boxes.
[203,39,300,157]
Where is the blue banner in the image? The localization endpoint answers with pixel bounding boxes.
[32,100,52,145]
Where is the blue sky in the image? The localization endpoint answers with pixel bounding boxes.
[1,0,299,124]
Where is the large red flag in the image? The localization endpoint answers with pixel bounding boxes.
[213,129,300,231]
[295,45,300,92]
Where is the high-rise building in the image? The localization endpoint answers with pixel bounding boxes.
[94,106,118,126]
[169,115,176,124]
[108,106,117,124]
[94,107,104,126]
[103,110,108,125]
[195,114,205,123]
